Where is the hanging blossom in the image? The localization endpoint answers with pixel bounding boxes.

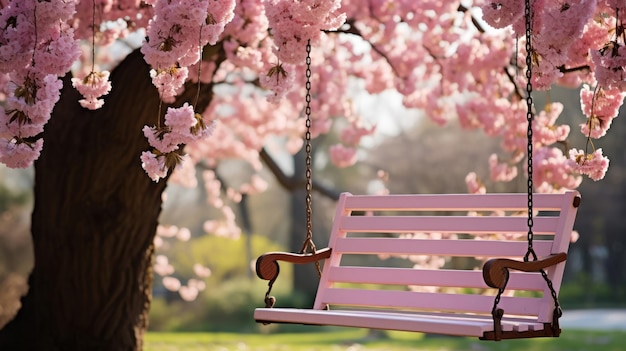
[480,0,596,90]
[141,103,217,181]
[465,172,486,194]
[534,147,582,193]
[329,124,375,168]
[569,148,609,181]
[579,85,624,139]
[488,154,518,182]
[261,0,345,102]
[264,0,345,64]
[71,70,112,110]
[0,0,80,168]
[139,0,231,181]
[470,1,623,188]
[141,0,235,101]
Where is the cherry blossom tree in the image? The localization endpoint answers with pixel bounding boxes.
[0,0,624,350]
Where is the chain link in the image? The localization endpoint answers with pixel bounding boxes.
[302,39,322,277]
[524,0,536,262]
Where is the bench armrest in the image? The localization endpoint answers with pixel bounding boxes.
[256,248,332,281]
[482,253,567,289]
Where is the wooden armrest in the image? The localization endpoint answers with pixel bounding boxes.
[255,248,332,281]
[482,253,567,289]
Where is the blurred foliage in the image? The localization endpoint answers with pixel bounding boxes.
[559,274,626,310]
[150,233,313,332]
[0,173,32,329]
[166,233,288,283]
[0,182,29,214]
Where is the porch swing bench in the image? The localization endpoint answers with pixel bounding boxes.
[254,191,581,340]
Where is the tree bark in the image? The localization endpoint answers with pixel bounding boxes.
[0,49,203,350]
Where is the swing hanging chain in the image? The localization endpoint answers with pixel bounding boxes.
[524,0,560,315]
[301,38,315,255]
[524,0,537,263]
[488,2,562,338]
[302,39,323,278]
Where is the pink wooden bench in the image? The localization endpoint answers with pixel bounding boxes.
[255,191,581,340]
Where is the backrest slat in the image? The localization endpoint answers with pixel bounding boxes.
[339,216,560,234]
[334,237,554,258]
[343,193,571,212]
[328,267,547,290]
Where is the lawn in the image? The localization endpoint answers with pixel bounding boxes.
[145,328,626,351]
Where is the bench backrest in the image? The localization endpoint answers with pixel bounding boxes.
[313,191,580,323]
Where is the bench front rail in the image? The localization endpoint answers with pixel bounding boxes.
[255,191,581,340]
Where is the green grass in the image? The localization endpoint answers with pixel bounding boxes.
[146,328,626,351]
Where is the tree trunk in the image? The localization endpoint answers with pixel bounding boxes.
[0,49,200,350]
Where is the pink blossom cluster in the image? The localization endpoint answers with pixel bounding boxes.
[141,0,235,101]
[0,0,623,193]
[138,0,235,181]
[533,147,582,192]
[480,0,597,90]
[0,0,80,168]
[465,172,486,194]
[264,0,345,64]
[72,0,153,47]
[260,0,345,103]
[141,103,217,181]
[488,154,518,182]
[71,70,112,110]
[329,124,375,168]
[569,148,609,181]
[579,85,624,138]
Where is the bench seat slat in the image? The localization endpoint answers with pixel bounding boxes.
[334,237,553,257]
[317,288,542,317]
[254,308,547,336]
[343,193,572,212]
[339,216,559,234]
[328,267,548,290]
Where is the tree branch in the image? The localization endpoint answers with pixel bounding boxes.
[259,148,341,201]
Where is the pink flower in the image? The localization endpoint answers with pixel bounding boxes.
[340,125,376,146]
[591,44,626,90]
[143,126,179,153]
[150,67,189,102]
[260,62,295,103]
[465,172,486,194]
[162,276,181,291]
[154,255,175,276]
[329,144,357,168]
[140,150,168,182]
[178,285,199,301]
[489,154,517,182]
[193,263,212,278]
[579,86,624,139]
[534,147,582,192]
[569,148,610,181]
[0,137,44,169]
[480,0,524,29]
[164,103,196,137]
[72,71,112,110]
[533,103,570,145]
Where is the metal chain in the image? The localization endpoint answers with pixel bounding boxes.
[524,0,537,263]
[523,0,562,332]
[301,39,322,277]
[540,269,562,317]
